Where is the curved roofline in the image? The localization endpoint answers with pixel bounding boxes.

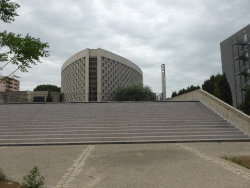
[61,48,142,76]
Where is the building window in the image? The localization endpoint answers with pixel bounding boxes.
[33,97,45,102]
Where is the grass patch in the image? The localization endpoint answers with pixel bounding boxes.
[224,155,250,169]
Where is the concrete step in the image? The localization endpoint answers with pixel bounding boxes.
[0,131,245,139]
[0,134,249,146]
[0,117,229,122]
[0,128,241,136]
[0,124,233,130]
[0,125,237,133]
[0,120,231,126]
[0,101,249,145]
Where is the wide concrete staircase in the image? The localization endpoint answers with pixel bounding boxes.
[0,102,249,145]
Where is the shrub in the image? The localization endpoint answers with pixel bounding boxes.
[21,166,44,188]
[46,90,53,102]
[0,168,5,180]
[115,83,155,101]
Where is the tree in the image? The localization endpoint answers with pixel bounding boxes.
[0,0,49,82]
[202,73,232,106]
[115,83,155,101]
[46,90,53,102]
[171,85,200,98]
[216,73,233,105]
[0,0,20,23]
[213,82,221,99]
[202,75,216,95]
[34,84,60,92]
[242,87,250,115]
[171,91,177,98]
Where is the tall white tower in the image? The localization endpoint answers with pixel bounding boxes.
[161,64,166,100]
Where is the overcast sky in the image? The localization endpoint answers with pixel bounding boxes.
[1,0,250,97]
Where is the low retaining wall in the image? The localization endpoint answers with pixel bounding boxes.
[0,91,61,103]
[168,89,250,135]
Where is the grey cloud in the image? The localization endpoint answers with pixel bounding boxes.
[1,0,250,97]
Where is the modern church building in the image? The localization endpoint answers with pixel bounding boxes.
[220,24,250,108]
[61,48,143,102]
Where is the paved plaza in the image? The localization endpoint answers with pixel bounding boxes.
[0,142,250,188]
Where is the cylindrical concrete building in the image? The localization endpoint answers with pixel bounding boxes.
[61,48,143,102]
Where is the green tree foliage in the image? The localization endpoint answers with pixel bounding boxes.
[171,91,177,98]
[0,0,49,81]
[202,73,233,106]
[0,0,20,23]
[171,85,200,98]
[213,82,221,99]
[115,83,155,101]
[202,75,216,95]
[34,84,60,92]
[0,31,49,74]
[46,90,53,102]
[241,87,250,115]
[238,102,244,111]
[216,73,233,105]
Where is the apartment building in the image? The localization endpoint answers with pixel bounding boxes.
[0,76,20,92]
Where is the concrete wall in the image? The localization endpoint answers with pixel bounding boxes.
[99,56,142,101]
[0,91,27,103]
[28,91,61,103]
[0,91,61,103]
[168,89,250,135]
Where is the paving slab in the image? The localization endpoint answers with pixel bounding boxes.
[0,145,88,187]
[71,143,250,188]
[0,142,249,188]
